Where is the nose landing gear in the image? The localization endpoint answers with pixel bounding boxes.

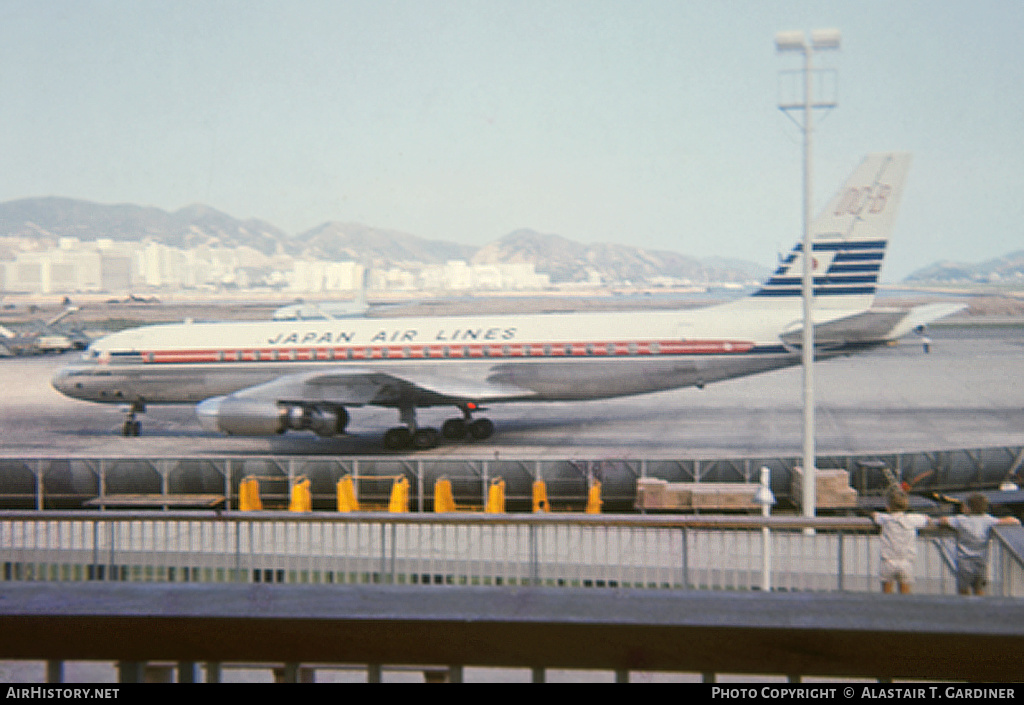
[121,402,145,437]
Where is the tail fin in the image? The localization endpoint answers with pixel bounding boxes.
[354,265,368,308]
[753,152,912,311]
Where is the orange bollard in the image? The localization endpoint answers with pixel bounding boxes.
[337,476,359,512]
[585,480,603,514]
[485,478,506,514]
[388,477,410,513]
[434,478,457,513]
[239,477,262,511]
[532,480,549,513]
[289,478,312,513]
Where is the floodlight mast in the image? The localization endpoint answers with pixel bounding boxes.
[775,29,840,520]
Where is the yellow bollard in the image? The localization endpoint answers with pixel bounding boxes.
[336,476,359,512]
[532,480,549,513]
[434,478,457,513]
[239,477,262,511]
[289,478,312,513]
[585,480,603,514]
[388,477,410,513]
[485,478,506,514]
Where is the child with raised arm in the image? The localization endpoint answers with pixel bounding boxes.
[938,492,1021,596]
[872,487,930,594]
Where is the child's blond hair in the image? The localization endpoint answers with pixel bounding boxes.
[886,487,909,512]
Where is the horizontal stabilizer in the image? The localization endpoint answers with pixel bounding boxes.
[780,303,966,349]
[881,302,967,339]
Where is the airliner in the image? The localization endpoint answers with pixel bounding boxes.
[51,153,962,450]
[271,298,370,321]
[272,269,372,320]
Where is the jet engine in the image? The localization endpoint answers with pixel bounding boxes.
[197,397,348,437]
[284,404,349,437]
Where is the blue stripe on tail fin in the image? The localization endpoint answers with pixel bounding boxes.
[752,152,911,306]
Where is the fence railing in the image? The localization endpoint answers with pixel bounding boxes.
[992,529,1024,597]
[3,511,1021,596]
[3,447,1023,511]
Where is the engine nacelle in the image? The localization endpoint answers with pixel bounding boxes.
[197,397,349,437]
[197,397,287,436]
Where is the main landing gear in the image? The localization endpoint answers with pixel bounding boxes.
[382,404,495,451]
[121,402,145,437]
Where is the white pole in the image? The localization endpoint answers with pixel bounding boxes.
[760,466,773,592]
[801,42,816,521]
[778,29,840,520]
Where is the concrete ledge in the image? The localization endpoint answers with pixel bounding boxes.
[1,583,1022,681]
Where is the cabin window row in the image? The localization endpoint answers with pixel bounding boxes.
[144,341,663,363]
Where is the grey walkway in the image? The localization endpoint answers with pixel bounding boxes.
[1,582,1021,681]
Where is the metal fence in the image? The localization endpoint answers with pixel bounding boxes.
[2,446,1023,511]
[3,511,1022,596]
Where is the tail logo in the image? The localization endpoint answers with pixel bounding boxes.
[834,184,892,217]
[754,241,883,298]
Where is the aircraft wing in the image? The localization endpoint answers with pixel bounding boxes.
[225,366,537,408]
[780,303,966,349]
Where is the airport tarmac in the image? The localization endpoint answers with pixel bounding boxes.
[1,324,1022,459]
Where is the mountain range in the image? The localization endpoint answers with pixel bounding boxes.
[0,197,766,285]
[903,251,1024,284]
[2,197,1021,286]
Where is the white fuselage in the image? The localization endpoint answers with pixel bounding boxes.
[51,297,848,408]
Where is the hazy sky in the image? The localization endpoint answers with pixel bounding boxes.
[1,1,1021,280]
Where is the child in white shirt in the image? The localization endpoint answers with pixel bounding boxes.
[872,488,930,594]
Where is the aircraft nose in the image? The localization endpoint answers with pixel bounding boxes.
[51,368,73,396]
[51,366,91,399]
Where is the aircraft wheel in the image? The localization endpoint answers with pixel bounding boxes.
[383,427,412,450]
[412,427,441,450]
[468,418,494,440]
[122,420,141,437]
[335,407,350,434]
[442,418,467,440]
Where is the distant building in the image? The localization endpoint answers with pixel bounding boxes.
[290,260,363,293]
[1,237,550,295]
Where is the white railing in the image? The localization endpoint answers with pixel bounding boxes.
[4,511,1020,596]
[991,531,1024,598]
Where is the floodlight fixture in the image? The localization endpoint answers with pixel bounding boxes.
[775,29,842,54]
[811,29,842,50]
[774,30,807,52]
